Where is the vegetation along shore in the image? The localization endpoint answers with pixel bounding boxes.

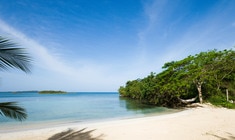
[119,48,235,108]
[38,90,67,94]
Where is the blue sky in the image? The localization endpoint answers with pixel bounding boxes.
[0,0,234,92]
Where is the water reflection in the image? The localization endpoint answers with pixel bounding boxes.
[119,96,169,115]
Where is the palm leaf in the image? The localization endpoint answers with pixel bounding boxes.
[0,102,27,121]
[0,36,31,121]
[0,36,31,73]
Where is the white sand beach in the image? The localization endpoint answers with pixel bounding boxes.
[0,104,235,140]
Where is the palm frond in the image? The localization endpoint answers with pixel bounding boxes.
[0,102,27,121]
[0,36,31,73]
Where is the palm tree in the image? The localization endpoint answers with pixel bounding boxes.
[0,102,27,121]
[0,36,31,121]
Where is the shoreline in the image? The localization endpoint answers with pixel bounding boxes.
[0,108,183,133]
[1,104,235,140]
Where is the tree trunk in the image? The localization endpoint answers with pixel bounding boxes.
[226,89,229,101]
[196,82,203,104]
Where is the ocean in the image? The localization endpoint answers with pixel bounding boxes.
[0,92,177,131]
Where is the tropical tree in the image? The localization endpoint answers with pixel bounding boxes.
[0,36,31,121]
[119,48,235,107]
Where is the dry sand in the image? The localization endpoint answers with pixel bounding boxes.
[0,104,235,140]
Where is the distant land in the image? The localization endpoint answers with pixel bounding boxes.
[11,91,38,93]
[38,90,67,94]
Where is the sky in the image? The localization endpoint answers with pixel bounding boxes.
[0,0,234,92]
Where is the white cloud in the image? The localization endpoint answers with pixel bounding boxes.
[0,19,74,75]
[138,0,167,46]
[0,19,142,91]
[0,19,107,91]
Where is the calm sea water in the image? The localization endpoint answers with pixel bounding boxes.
[0,92,177,130]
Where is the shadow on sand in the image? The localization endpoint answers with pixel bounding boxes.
[206,132,235,140]
[48,128,104,140]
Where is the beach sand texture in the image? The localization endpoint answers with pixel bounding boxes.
[0,104,235,140]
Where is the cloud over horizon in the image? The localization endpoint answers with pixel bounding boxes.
[0,0,234,91]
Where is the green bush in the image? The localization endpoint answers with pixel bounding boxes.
[207,94,235,109]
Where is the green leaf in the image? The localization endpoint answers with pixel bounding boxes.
[0,36,31,73]
[0,102,27,121]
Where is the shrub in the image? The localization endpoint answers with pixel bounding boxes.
[207,94,235,109]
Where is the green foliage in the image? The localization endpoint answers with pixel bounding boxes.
[207,94,235,109]
[0,102,27,121]
[119,48,235,108]
[0,36,31,73]
[38,90,67,94]
[0,36,32,121]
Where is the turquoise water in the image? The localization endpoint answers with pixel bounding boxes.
[0,92,177,130]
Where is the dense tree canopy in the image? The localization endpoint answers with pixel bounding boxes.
[119,49,235,108]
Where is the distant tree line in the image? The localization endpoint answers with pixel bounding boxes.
[119,49,235,108]
[38,90,67,94]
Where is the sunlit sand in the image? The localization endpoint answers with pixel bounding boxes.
[1,103,235,140]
